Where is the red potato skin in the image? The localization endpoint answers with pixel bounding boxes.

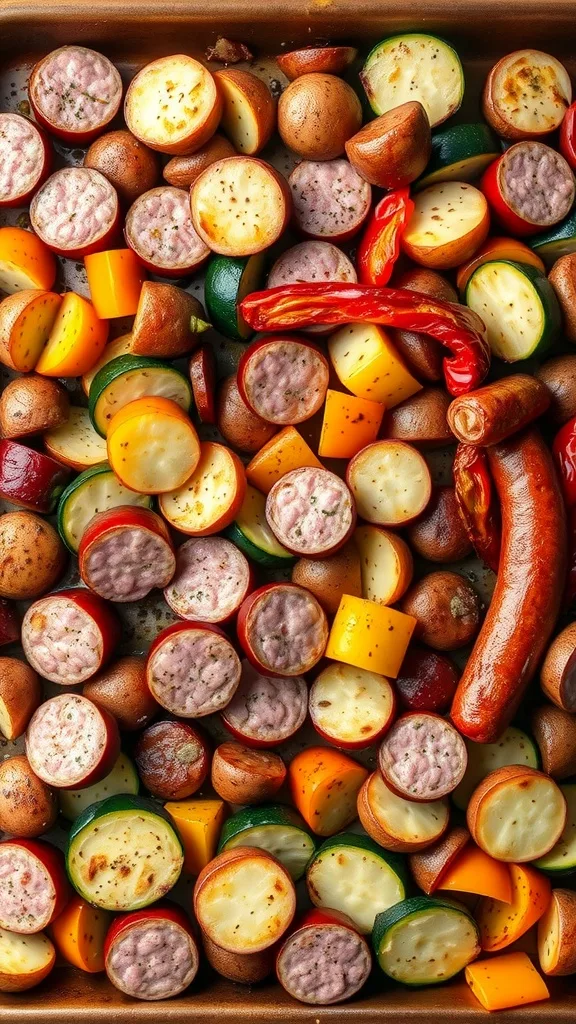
[237,335,329,423]
[0,441,71,513]
[189,345,216,424]
[0,121,52,208]
[447,375,551,447]
[78,505,174,587]
[451,429,567,743]
[1,839,70,928]
[236,583,327,678]
[0,600,19,646]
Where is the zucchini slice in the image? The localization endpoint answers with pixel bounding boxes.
[205,252,266,341]
[218,805,315,880]
[81,334,132,397]
[452,726,539,810]
[372,896,480,985]
[360,34,464,127]
[306,833,407,934]
[416,123,501,190]
[465,260,561,361]
[224,484,295,569]
[534,783,576,874]
[44,407,107,471]
[57,463,152,553]
[89,354,192,437]
[529,209,576,267]
[59,753,140,822]
[66,795,184,911]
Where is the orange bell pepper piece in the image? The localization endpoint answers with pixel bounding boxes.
[465,951,549,1012]
[326,594,416,678]
[438,843,512,903]
[49,896,111,973]
[35,292,108,377]
[476,863,551,951]
[319,389,385,459]
[289,746,368,837]
[246,426,323,494]
[85,248,146,319]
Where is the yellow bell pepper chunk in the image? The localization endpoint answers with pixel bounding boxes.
[246,426,323,494]
[319,389,385,459]
[164,799,227,876]
[465,952,549,1012]
[326,594,416,678]
[328,323,422,408]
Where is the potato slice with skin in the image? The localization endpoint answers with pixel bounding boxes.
[357,770,449,853]
[190,157,291,257]
[355,523,413,605]
[44,407,108,472]
[159,441,246,535]
[467,765,567,862]
[483,50,571,141]
[214,69,275,156]
[402,182,490,270]
[477,863,551,952]
[35,293,108,377]
[347,440,432,526]
[408,826,470,895]
[538,888,576,976]
[125,55,222,155]
[0,928,56,993]
[82,334,132,397]
[107,397,201,495]
[0,290,61,372]
[0,376,69,439]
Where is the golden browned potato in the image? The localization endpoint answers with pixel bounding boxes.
[202,934,274,983]
[83,655,159,731]
[278,73,362,160]
[0,512,66,600]
[0,657,41,739]
[130,282,209,358]
[400,571,482,651]
[345,101,431,189]
[291,541,362,614]
[211,742,286,804]
[214,70,276,156]
[163,134,236,188]
[217,375,277,453]
[0,376,69,439]
[0,755,58,837]
[385,388,454,448]
[407,486,472,563]
[277,46,358,81]
[84,129,160,204]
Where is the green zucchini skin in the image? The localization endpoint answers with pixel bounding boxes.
[534,783,576,874]
[530,209,576,267]
[218,804,316,879]
[205,253,266,341]
[59,753,140,822]
[56,463,152,553]
[416,123,500,189]
[88,354,192,436]
[360,34,464,126]
[67,794,181,845]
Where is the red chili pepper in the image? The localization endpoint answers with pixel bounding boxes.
[453,443,501,572]
[357,188,414,286]
[240,283,490,396]
[560,102,576,171]
[553,415,576,508]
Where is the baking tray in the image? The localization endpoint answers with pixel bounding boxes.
[0,0,575,1020]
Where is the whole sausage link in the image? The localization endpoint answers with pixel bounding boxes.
[447,374,550,446]
[450,429,566,742]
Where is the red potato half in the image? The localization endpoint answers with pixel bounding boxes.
[214,69,276,156]
[467,765,567,863]
[288,158,372,242]
[347,441,432,526]
[277,46,358,81]
[354,524,413,606]
[483,49,572,140]
[0,114,51,208]
[164,536,252,624]
[125,54,222,155]
[0,839,69,934]
[0,658,41,740]
[30,168,120,259]
[21,588,120,686]
[29,45,123,145]
[189,344,216,424]
[0,440,70,513]
[278,74,362,161]
[237,583,328,678]
[538,888,576,977]
[378,712,467,802]
[309,663,396,749]
[0,928,55,993]
[159,441,246,535]
[266,467,356,558]
[104,905,199,1000]
[357,770,450,853]
[191,157,291,257]
[211,742,286,804]
[26,694,120,790]
[276,908,372,1006]
[237,335,329,425]
[135,720,210,800]
[194,847,296,954]
[124,186,210,277]
[221,659,308,748]
[146,621,242,718]
[163,134,236,188]
[78,506,175,603]
[402,182,490,270]
[202,933,274,984]
[0,757,57,839]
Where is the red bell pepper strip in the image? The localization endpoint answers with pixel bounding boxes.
[553,415,576,508]
[560,102,576,171]
[357,188,414,286]
[240,283,490,396]
[453,443,501,572]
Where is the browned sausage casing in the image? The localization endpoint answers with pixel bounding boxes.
[451,429,566,743]
[447,374,550,446]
